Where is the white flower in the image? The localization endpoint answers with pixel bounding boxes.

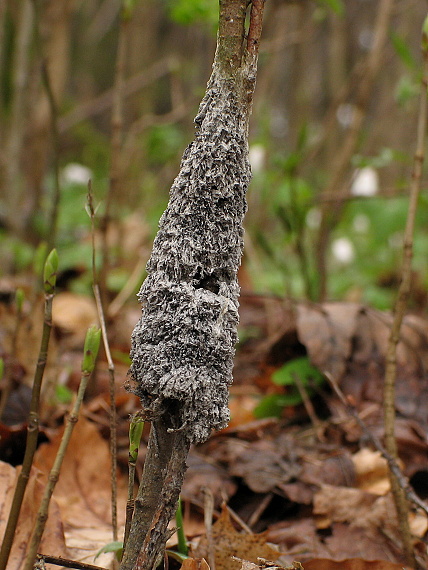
[331,237,355,264]
[249,144,266,173]
[62,163,92,186]
[351,167,378,197]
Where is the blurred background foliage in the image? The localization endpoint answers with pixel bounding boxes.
[0,0,427,310]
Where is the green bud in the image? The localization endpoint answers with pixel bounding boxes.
[15,288,25,313]
[129,416,144,462]
[43,249,59,294]
[82,326,101,373]
[422,14,428,52]
[0,358,4,380]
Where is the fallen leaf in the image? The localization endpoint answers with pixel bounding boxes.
[352,448,390,494]
[0,461,67,570]
[180,558,210,569]
[195,506,280,570]
[303,559,411,570]
[33,415,127,565]
[182,451,237,508]
[234,557,302,569]
[52,292,98,347]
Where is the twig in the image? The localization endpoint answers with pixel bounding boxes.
[124,415,145,550]
[382,17,428,569]
[23,326,101,570]
[57,57,176,133]
[0,249,58,570]
[37,554,108,570]
[247,493,274,529]
[325,372,428,517]
[108,257,146,319]
[204,489,216,570]
[293,373,324,441]
[120,418,191,570]
[87,185,118,544]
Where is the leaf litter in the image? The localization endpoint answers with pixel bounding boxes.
[1,294,428,568]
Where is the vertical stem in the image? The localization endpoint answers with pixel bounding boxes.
[383,30,428,570]
[0,290,54,570]
[23,367,93,570]
[119,417,190,570]
[88,185,118,544]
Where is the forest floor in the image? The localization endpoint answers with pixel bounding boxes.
[1,284,428,570]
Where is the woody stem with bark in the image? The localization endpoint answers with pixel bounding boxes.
[119,2,264,569]
[383,18,428,570]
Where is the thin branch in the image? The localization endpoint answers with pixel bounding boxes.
[0,250,57,570]
[87,185,118,544]
[23,326,101,570]
[37,554,108,570]
[382,19,428,569]
[57,57,176,133]
[325,372,428,518]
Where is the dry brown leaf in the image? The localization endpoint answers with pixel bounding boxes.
[34,415,126,528]
[195,505,280,570]
[182,451,237,508]
[0,461,67,570]
[303,559,411,570]
[180,558,210,569]
[352,448,390,494]
[234,558,302,569]
[296,302,361,381]
[52,292,98,346]
[33,415,127,565]
[313,485,396,531]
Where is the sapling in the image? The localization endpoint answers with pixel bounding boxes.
[24,325,102,570]
[120,2,265,569]
[0,248,58,570]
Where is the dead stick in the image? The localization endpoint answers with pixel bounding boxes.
[37,554,108,570]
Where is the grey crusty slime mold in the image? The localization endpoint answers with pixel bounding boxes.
[129,66,251,444]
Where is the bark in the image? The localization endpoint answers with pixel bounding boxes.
[129,0,263,445]
[123,2,265,569]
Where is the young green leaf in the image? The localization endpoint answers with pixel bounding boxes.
[0,358,4,380]
[129,416,144,462]
[95,541,123,562]
[43,249,58,294]
[272,356,325,388]
[82,326,101,373]
[254,357,325,419]
[175,497,188,556]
